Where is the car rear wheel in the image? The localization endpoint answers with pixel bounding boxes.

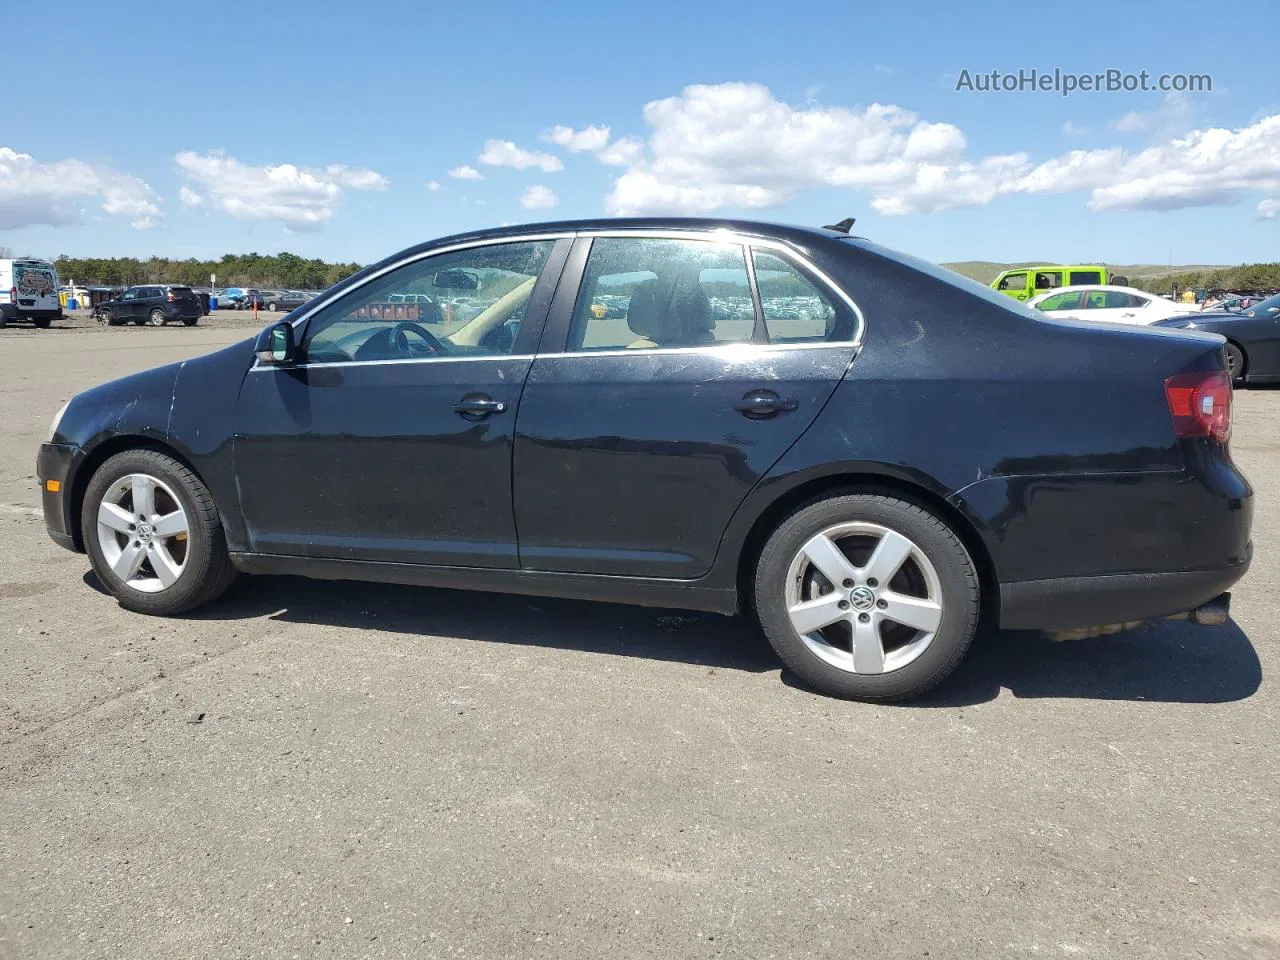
[147,308,166,327]
[82,450,237,615]
[1225,342,1246,384]
[32,316,51,328]
[754,493,980,702]
[267,302,278,311]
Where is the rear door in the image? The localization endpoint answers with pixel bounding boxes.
[12,260,60,313]
[511,233,860,579]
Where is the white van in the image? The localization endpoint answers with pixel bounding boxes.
[0,258,62,327]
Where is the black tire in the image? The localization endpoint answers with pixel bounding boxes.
[81,449,237,615]
[0,313,7,329]
[1225,342,1246,385]
[182,317,199,327]
[32,317,52,329]
[753,493,980,702]
[147,308,167,327]
[267,302,278,312]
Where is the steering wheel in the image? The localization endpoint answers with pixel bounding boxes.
[391,320,445,357]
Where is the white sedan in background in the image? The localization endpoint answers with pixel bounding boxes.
[1028,285,1193,325]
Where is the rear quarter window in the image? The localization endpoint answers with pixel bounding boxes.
[1069,270,1103,284]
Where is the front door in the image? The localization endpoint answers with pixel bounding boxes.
[233,238,569,567]
[512,235,860,579]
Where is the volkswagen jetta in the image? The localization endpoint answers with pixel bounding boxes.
[37,219,1253,701]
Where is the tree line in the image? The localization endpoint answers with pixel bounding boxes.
[49,252,364,290]
[1129,262,1280,296]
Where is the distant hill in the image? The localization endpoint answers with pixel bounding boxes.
[940,260,1231,285]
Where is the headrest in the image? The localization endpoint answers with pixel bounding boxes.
[626,271,713,345]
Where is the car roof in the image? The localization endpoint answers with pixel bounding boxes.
[399,217,855,253]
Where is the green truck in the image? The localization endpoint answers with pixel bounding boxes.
[990,264,1128,301]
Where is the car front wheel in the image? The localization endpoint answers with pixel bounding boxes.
[754,493,980,702]
[82,450,237,615]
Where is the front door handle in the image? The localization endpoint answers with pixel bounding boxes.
[734,391,799,418]
[452,395,507,418]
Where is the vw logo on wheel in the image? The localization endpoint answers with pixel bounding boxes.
[849,585,876,611]
[136,521,154,544]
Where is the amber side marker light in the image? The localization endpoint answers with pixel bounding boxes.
[45,479,61,493]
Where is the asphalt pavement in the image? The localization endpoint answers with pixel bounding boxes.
[1,320,1276,959]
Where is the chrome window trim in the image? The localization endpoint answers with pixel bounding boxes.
[250,227,865,372]
[250,340,857,373]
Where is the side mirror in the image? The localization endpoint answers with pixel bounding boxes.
[254,321,297,364]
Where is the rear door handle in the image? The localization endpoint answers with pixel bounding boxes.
[452,395,507,418]
[734,391,798,417]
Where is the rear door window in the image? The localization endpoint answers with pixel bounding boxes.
[1033,271,1062,291]
[568,238,754,351]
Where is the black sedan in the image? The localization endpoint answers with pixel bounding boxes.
[1153,292,1280,384]
[36,218,1252,701]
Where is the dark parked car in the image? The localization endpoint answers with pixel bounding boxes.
[265,290,309,312]
[1153,291,1280,384]
[37,218,1252,701]
[94,285,203,327]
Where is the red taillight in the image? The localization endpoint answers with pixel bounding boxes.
[1165,369,1232,443]
[8,287,15,305]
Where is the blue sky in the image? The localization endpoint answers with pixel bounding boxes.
[3,0,1277,266]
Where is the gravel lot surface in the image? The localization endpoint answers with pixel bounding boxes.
[1,323,1276,959]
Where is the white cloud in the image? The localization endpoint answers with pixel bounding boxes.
[542,124,611,152]
[448,164,484,180]
[478,139,564,172]
[1062,120,1088,136]
[604,83,966,215]
[425,180,440,191]
[597,137,645,167]
[175,151,386,230]
[520,184,558,210]
[1111,93,1197,137]
[1259,198,1280,219]
[178,185,204,207]
[0,146,161,230]
[596,82,1280,219]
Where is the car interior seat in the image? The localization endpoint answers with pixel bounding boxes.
[624,270,715,349]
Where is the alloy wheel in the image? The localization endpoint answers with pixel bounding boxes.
[96,473,190,593]
[784,521,943,674]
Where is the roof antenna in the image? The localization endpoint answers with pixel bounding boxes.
[823,217,856,234]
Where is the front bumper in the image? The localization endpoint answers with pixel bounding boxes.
[37,442,81,552]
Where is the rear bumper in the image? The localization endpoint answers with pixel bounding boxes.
[1,304,62,320]
[37,442,82,552]
[999,549,1251,630]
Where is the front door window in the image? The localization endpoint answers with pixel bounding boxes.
[301,240,556,364]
